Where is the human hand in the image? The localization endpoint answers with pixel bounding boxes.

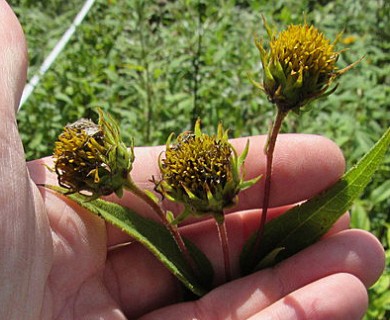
[1,1,385,319]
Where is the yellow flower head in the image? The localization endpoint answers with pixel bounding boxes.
[155,120,260,222]
[254,17,361,112]
[53,109,134,199]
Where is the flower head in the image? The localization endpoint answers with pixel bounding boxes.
[53,109,134,199]
[254,17,361,112]
[155,120,260,222]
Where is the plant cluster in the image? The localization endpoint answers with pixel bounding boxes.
[42,16,389,311]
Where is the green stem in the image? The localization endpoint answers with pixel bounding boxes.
[253,109,287,260]
[215,215,231,282]
[124,179,196,273]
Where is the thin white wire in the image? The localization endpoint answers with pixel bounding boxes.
[18,0,96,110]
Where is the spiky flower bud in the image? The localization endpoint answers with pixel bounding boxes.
[53,109,134,199]
[254,17,361,112]
[155,120,260,222]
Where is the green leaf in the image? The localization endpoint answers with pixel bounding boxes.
[143,189,160,204]
[241,128,390,274]
[237,139,250,168]
[240,175,262,191]
[350,200,371,231]
[47,186,213,296]
[370,180,390,205]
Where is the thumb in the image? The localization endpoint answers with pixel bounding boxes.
[0,2,52,319]
[0,1,27,161]
[0,1,28,198]
[0,1,27,114]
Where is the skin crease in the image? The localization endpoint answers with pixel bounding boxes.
[0,1,385,319]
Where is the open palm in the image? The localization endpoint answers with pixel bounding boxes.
[1,2,384,319]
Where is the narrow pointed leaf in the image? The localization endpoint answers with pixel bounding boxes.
[237,140,250,168]
[143,189,160,204]
[194,119,202,137]
[166,132,175,148]
[241,128,390,274]
[240,175,262,191]
[47,186,213,296]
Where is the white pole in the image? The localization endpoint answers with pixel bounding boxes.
[19,0,96,110]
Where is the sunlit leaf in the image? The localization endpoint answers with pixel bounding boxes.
[241,128,390,274]
[46,186,213,296]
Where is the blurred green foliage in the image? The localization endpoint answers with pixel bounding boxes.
[10,0,389,318]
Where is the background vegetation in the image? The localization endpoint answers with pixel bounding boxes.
[10,0,389,318]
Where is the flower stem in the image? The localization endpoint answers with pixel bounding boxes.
[124,179,196,273]
[215,215,231,282]
[253,109,287,259]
